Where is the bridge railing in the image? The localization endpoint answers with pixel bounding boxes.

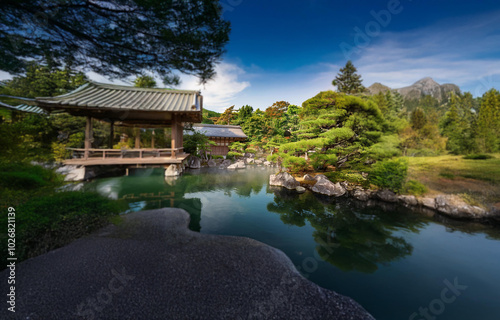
[66,148,185,160]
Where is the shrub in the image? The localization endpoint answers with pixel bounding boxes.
[227,151,243,159]
[0,162,60,190]
[282,156,307,174]
[245,147,257,154]
[0,191,127,262]
[52,141,70,162]
[369,158,408,192]
[463,154,493,160]
[403,180,427,196]
[310,152,337,171]
[326,171,367,185]
[212,155,224,160]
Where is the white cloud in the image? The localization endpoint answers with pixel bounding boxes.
[179,62,250,112]
[351,10,500,95]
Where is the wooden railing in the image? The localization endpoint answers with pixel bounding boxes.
[67,148,184,160]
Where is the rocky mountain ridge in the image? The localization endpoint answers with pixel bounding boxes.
[367,77,461,101]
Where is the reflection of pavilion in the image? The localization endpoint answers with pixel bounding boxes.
[92,175,202,231]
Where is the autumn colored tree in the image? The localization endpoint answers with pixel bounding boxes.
[215,106,236,125]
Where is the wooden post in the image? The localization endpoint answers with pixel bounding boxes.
[151,130,155,149]
[84,116,93,160]
[171,115,177,159]
[108,121,114,149]
[178,123,183,153]
[135,128,141,149]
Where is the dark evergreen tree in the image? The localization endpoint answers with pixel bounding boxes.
[332,61,366,94]
[0,0,230,85]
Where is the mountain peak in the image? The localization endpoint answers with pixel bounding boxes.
[366,77,461,102]
[414,77,439,86]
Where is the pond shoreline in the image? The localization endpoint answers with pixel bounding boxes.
[269,171,500,225]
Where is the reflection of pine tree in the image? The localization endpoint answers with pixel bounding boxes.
[267,192,423,273]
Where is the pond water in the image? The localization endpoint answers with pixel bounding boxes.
[84,167,500,320]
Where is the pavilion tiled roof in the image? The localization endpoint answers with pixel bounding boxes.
[36,81,202,113]
[186,124,247,139]
[0,101,47,115]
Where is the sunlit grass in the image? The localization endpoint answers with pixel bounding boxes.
[405,154,500,205]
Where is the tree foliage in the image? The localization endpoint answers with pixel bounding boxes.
[0,61,87,98]
[332,60,366,94]
[133,75,157,88]
[0,0,230,84]
[280,91,386,168]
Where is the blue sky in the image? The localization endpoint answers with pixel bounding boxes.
[2,0,500,112]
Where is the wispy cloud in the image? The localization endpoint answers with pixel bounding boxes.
[353,10,500,95]
[179,62,250,112]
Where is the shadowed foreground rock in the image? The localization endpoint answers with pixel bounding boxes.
[0,208,374,320]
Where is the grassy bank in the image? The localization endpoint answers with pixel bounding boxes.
[406,154,500,206]
[0,162,127,265]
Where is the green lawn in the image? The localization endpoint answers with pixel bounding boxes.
[406,154,500,206]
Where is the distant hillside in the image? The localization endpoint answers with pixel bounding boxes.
[202,108,221,124]
[367,77,461,102]
[366,82,391,95]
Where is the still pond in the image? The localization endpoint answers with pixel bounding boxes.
[84,167,500,320]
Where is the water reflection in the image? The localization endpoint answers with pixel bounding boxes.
[267,188,426,273]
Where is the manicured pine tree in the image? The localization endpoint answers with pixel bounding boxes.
[332,61,366,94]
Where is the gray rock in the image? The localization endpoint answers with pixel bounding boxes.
[296,186,306,193]
[375,190,398,203]
[246,158,255,164]
[303,174,315,181]
[263,161,272,166]
[419,197,436,209]
[188,156,201,169]
[227,161,246,170]
[165,164,181,177]
[435,195,487,219]
[244,153,255,158]
[353,188,371,201]
[207,159,217,167]
[398,195,418,206]
[311,179,346,197]
[269,172,300,190]
[56,165,86,181]
[314,174,329,181]
[221,159,232,167]
[255,160,263,165]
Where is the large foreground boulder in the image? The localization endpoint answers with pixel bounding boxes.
[0,208,374,319]
[311,178,346,197]
[269,172,300,190]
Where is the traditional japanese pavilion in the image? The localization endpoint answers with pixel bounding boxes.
[35,81,203,171]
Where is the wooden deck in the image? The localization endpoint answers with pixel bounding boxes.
[63,148,189,166]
